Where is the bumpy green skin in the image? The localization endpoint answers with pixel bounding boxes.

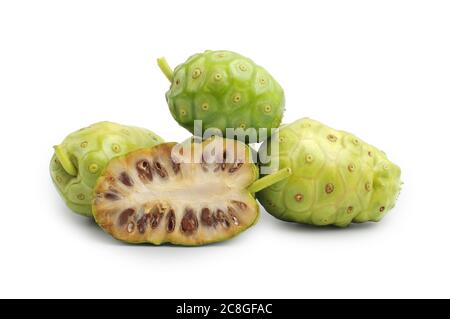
[50,122,164,217]
[257,118,401,227]
[165,50,285,140]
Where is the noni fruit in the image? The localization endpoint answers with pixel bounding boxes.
[157,50,285,141]
[257,118,402,227]
[50,121,164,217]
[93,137,290,245]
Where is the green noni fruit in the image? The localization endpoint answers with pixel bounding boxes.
[157,50,285,140]
[256,118,402,227]
[50,121,164,217]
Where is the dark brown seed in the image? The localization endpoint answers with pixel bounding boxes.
[232,200,248,210]
[137,215,148,234]
[228,162,243,173]
[104,192,120,201]
[171,158,180,174]
[149,206,163,229]
[181,209,199,234]
[136,160,153,181]
[166,209,176,233]
[153,161,168,178]
[215,209,230,228]
[201,208,214,226]
[221,151,227,170]
[119,172,133,187]
[118,208,135,226]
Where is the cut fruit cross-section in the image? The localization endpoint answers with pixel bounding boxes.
[93,137,291,245]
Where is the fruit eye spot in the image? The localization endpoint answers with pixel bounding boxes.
[201,102,209,111]
[232,94,241,104]
[379,206,385,212]
[192,68,202,79]
[327,134,337,142]
[305,154,314,163]
[77,193,85,200]
[80,141,88,148]
[175,79,180,85]
[368,151,373,157]
[239,123,246,129]
[365,182,372,192]
[180,109,187,116]
[239,64,248,71]
[325,183,335,194]
[294,193,304,202]
[383,164,389,170]
[217,53,225,58]
[264,105,272,113]
[56,176,62,183]
[121,129,130,135]
[348,163,356,172]
[352,139,360,145]
[112,144,121,153]
[89,163,99,173]
[214,73,222,81]
[347,206,354,214]
[259,77,267,85]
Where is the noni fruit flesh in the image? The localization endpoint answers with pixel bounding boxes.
[157,50,285,141]
[93,137,290,245]
[257,118,402,227]
[50,121,164,217]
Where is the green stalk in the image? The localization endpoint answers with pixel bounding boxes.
[54,145,77,176]
[247,167,292,194]
[157,57,174,82]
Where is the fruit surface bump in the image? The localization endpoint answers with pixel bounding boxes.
[159,50,285,140]
[50,121,164,217]
[257,118,402,227]
[93,137,262,245]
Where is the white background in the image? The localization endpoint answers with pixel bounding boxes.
[0,0,449,299]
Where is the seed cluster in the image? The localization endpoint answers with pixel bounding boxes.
[112,200,247,237]
[93,140,258,245]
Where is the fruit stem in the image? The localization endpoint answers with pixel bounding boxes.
[53,145,77,176]
[157,57,174,82]
[247,167,292,194]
